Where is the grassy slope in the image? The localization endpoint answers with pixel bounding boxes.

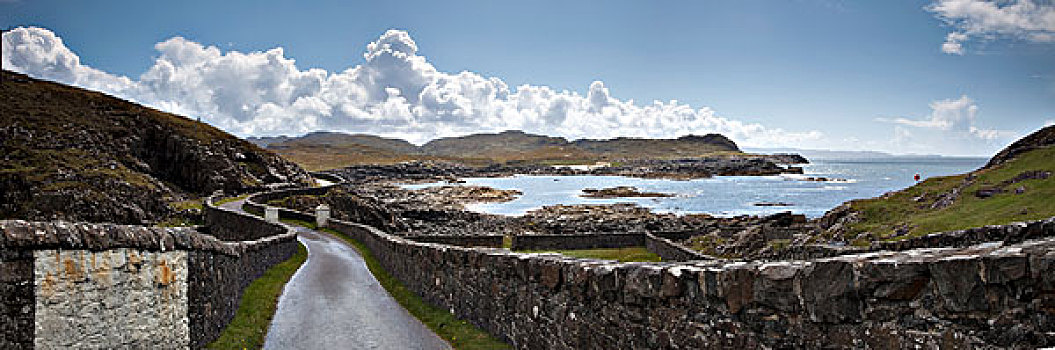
[841,146,1055,240]
[1,70,310,224]
[282,219,511,349]
[519,247,662,262]
[207,244,308,349]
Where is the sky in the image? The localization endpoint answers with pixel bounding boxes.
[2,0,1054,156]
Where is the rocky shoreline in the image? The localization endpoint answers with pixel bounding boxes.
[259,153,937,260]
[267,176,825,259]
[324,154,807,184]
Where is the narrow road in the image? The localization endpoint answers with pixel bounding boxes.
[218,198,450,350]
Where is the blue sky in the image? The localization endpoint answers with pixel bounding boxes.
[2,0,1053,155]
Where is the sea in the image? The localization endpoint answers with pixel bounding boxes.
[402,157,988,218]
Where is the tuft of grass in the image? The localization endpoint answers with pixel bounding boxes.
[281,219,511,349]
[168,199,203,211]
[207,243,308,350]
[519,247,662,262]
[767,239,792,251]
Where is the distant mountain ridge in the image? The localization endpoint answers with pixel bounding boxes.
[258,130,744,170]
[744,147,989,160]
[264,132,421,154]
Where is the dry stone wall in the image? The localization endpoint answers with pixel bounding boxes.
[0,195,298,349]
[511,233,645,251]
[764,216,1055,260]
[0,249,33,349]
[329,217,1055,348]
[249,187,1055,348]
[406,235,504,248]
[644,233,713,261]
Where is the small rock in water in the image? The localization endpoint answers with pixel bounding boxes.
[754,202,792,207]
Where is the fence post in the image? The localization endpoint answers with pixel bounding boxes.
[316,204,330,228]
[265,206,279,223]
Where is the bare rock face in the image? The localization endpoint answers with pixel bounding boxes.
[0,70,312,225]
[985,124,1055,169]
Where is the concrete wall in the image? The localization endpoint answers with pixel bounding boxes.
[0,195,298,349]
[34,249,189,349]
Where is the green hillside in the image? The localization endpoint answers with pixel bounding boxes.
[0,70,312,225]
[824,126,1055,241]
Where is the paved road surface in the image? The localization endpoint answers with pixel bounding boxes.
[218,197,450,349]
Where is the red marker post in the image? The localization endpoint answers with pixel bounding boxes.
[914,173,921,182]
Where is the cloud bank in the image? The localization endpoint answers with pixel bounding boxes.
[928,0,1055,54]
[878,95,1013,155]
[2,27,822,146]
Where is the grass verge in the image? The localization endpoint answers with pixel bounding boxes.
[281,218,511,350]
[206,243,308,349]
[214,194,251,206]
[518,246,662,262]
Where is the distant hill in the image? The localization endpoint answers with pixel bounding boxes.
[262,130,744,169]
[0,70,313,225]
[420,130,572,159]
[270,131,421,155]
[745,147,897,160]
[820,125,1055,241]
[575,134,739,159]
[262,132,433,171]
[247,135,293,148]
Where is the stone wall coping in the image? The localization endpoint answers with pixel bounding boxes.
[325,213,1055,273]
[0,219,296,256]
[2,194,299,255]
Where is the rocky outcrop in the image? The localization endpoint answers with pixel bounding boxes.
[580,186,673,198]
[986,124,1055,169]
[0,70,312,225]
[760,153,809,164]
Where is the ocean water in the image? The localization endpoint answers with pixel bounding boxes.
[403,157,988,218]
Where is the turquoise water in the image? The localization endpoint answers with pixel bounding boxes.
[403,157,987,218]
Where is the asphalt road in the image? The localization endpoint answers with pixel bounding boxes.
[218,197,450,349]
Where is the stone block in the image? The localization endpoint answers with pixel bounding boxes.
[801,260,860,322]
[754,262,802,313]
[929,256,988,313]
[719,263,756,314]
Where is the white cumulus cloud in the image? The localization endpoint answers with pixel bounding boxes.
[2,27,822,146]
[928,0,1055,54]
